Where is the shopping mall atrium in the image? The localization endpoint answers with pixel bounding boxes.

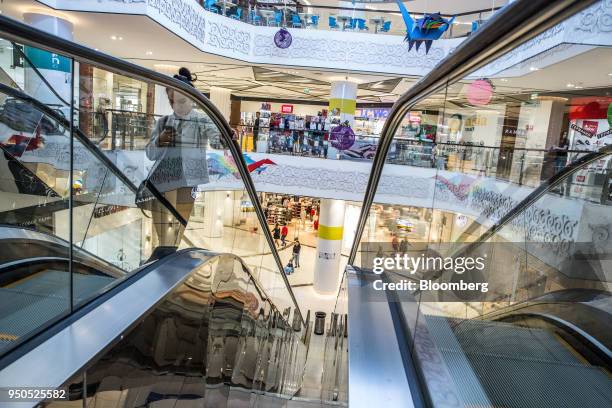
[0,0,610,407]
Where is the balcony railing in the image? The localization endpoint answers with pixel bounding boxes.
[194,0,502,38]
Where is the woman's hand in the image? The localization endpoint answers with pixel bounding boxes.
[158,128,175,146]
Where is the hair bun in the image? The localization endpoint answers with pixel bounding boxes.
[178,67,193,81]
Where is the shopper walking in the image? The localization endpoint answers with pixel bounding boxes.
[399,238,409,254]
[252,111,260,152]
[392,235,399,253]
[281,224,288,246]
[272,223,281,247]
[292,238,301,268]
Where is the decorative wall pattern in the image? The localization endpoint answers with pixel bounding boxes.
[148,0,206,44]
[574,0,612,34]
[252,34,447,71]
[39,0,611,76]
[207,22,250,55]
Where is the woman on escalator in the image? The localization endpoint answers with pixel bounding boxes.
[144,67,220,249]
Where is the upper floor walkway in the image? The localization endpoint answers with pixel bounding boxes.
[3,0,611,77]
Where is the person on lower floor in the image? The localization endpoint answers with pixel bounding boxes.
[284,260,294,275]
[281,224,288,246]
[273,223,281,247]
[292,238,301,268]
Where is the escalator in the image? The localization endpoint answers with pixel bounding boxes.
[346,146,611,408]
[0,14,311,408]
[336,0,611,406]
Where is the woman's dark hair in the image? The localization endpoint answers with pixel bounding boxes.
[173,67,195,87]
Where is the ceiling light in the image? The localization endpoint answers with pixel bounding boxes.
[566,83,575,88]
[574,86,584,89]
[118,36,123,40]
[110,35,117,40]
[146,51,153,55]
[536,95,569,102]
[529,67,539,71]
[608,73,612,76]
[499,78,508,82]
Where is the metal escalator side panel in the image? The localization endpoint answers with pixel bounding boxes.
[0,250,306,407]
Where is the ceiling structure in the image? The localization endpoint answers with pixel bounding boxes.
[2,1,608,107]
[0,0,419,103]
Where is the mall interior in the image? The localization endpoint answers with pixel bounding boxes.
[0,0,610,407]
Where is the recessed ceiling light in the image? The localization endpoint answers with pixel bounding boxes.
[146,51,153,55]
[566,83,575,88]
[574,86,583,89]
[608,73,612,76]
[500,78,508,82]
[118,36,123,40]
[110,35,117,40]
[529,67,539,71]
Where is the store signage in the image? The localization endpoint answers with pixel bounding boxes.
[356,108,390,119]
[281,104,294,113]
[582,120,599,135]
[408,112,422,123]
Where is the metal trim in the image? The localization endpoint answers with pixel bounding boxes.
[347,265,415,408]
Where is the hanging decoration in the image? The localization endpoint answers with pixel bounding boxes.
[395,0,454,54]
[467,78,495,106]
[274,1,292,49]
[274,28,292,49]
[330,121,356,150]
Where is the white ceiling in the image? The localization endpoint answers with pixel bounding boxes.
[0,0,418,102]
[1,0,610,106]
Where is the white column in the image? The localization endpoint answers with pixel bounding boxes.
[22,13,73,104]
[210,86,232,121]
[223,191,234,227]
[314,199,346,294]
[202,191,224,238]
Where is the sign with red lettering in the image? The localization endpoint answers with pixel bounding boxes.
[281,104,294,113]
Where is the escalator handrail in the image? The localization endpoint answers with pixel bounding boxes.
[495,311,612,365]
[0,142,60,197]
[0,16,305,327]
[463,146,611,247]
[0,224,131,278]
[347,0,599,264]
[0,248,300,375]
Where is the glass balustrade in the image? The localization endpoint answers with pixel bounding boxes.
[0,38,305,358]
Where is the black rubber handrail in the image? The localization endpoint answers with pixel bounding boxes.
[462,146,610,247]
[0,143,60,197]
[0,15,305,326]
[348,0,599,263]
